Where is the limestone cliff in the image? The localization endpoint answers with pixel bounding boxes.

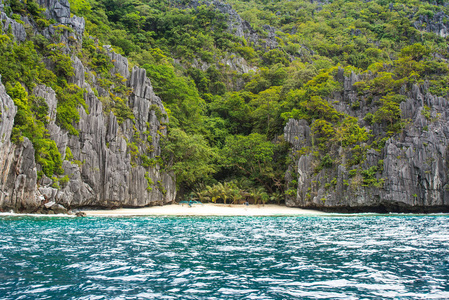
[185,0,279,50]
[285,73,449,213]
[413,11,449,38]
[0,0,176,212]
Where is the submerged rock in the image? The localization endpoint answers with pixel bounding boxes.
[75,211,86,217]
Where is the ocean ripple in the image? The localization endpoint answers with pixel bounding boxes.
[0,215,448,299]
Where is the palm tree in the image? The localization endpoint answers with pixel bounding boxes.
[249,187,266,206]
[261,191,269,206]
[270,191,283,205]
[221,182,231,205]
[230,188,243,204]
[205,185,220,203]
[195,189,210,203]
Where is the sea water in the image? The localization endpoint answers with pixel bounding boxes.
[0,214,448,299]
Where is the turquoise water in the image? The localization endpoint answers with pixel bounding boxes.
[1,215,449,299]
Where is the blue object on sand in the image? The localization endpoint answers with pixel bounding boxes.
[179,200,203,206]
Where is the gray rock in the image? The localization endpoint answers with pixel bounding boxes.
[44,201,56,209]
[105,46,130,79]
[70,15,85,37]
[51,203,67,214]
[37,0,71,24]
[36,0,85,43]
[70,55,86,88]
[284,119,312,151]
[0,54,174,213]
[51,56,176,209]
[0,79,39,212]
[34,85,57,124]
[0,0,176,212]
[285,79,449,212]
[0,12,26,41]
[183,0,279,50]
[414,11,449,38]
[39,174,53,187]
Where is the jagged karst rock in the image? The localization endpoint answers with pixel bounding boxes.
[285,76,449,212]
[414,11,449,38]
[34,85,57,124]
[37,0,71,24]
[0,3,176,212]
[183,0,279,50]
[0,12,27,41]
[69,15,85,37]
[37,0,85,44]
[47,48,176,209]
[70,56,86,88]
[105,46,130,79]
[284,119,312,151]
[0,78,40,212]
[1,137,39,212]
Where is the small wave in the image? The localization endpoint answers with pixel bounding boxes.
[0,215,448,299]
[0,212,76,218]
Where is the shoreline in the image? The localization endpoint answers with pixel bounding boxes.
[82,203,326,217]
[1,206,448,217]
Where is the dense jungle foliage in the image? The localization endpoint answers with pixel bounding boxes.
[2,0,449,202]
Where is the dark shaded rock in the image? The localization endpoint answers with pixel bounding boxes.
[51,203,67,214]
[75,211,86,217]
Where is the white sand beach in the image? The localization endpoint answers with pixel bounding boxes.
[83,203,325,216]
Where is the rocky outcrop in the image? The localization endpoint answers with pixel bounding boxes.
[0,2,176,212]
[0,12,27,42]
[37,0,71,24]
[414,11,449,38]
[0,78,40,212]
[184,0,279,50]
[31,51,176,209]
[285,80,449,213]
[35,0,85,44]
[105,45,130,79]
[51,61,176,209]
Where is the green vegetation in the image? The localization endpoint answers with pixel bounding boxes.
[1,0,448,200]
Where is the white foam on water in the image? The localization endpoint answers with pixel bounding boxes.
[0,212,76,218]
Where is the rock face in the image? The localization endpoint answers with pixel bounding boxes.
[53,61,176,209]
[37,0,71,24]
[184,0,279,50]
[0,2,176,212]
[0,12,27,42]
[285,78,449,212]
[0,79,39,211]
[414,11,449,38]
